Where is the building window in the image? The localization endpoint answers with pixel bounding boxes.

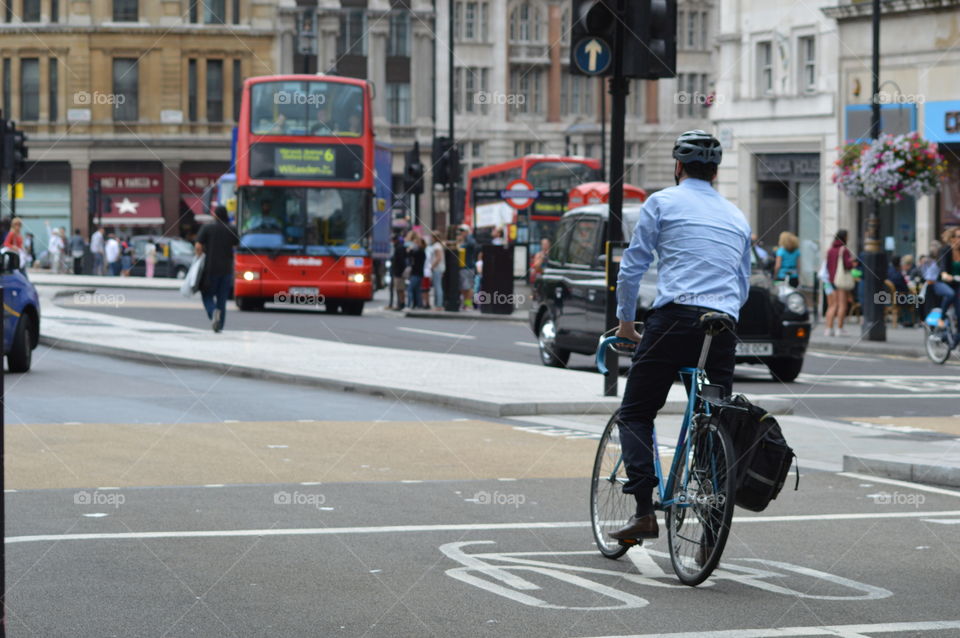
[207,59,223,122]
[687,11,697,49]
[510,3,541,42]
[2,59,10,116]
[677,10,685,50]
[338,10,367,56]
[510,67,542,114]
[700,11,709,50]
[560,8,570,44]
[113,0,137,21]
[464,2,476,39]
[799,36,816,93]
[48,57,58,122]
[480,2,489,41]
[757,41,773,96]
[627,80,643,118]
[464,69,477,113]
[626,142,644,186]
[20,59,39,121]
[232,0,239,24]
[388,11,410,57]
[514,141,542,156]
[113,58,138,121]
[188,59,197,121]
[205,0,225,24]
[232,59,242,121]
[22,0,40,21]
[51,0,59,21]
[562,75,593,116]
[4,2,12,22]
[386,83,411,124]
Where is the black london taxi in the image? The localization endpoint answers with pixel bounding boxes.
[529,204,811,381]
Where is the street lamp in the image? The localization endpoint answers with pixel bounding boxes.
[861,0,886,341]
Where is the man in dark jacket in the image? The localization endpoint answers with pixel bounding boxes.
[390,233,408,310]
[195,205,238,332]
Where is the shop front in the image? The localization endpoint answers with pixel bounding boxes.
[4,162,71,258]
[924,100,960,235]
[90,172,165,238]
[754,153,821,287]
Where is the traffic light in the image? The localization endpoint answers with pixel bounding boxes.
[623,0,677,79]
[568,0,676,79]
[1,119,13,173]
[432,136,459,187]
[569,0,616,76]
[12,127,28,170]
[404,141,424,196]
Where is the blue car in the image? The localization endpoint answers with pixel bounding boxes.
[2,251,41,372]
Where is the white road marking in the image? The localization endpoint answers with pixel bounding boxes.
[762,393,960,399]
[805,351,877,362]
[923,519,960,525]
[513,341,539,349]
[82,513,109,518]
[396,326,477,340]
[576,620,960,638]
[8,510,960,545]
[266,444,289,449]
[203,484,225,488]
[799,374,960,380]
[838,472,960,498]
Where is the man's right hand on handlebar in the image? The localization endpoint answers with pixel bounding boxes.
[615,320,642,344]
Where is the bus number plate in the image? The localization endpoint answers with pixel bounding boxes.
[289,287,319,296]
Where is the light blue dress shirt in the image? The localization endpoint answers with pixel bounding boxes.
[616,178,752,322]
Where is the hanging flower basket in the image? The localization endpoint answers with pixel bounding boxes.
[832,141,870,199]
[833,132,946,205]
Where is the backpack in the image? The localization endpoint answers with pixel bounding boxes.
[717,394,798,512]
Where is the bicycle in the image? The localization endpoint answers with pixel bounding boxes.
[924,306,958,364]
[589,312,737,586]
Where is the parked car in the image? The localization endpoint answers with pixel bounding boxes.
[2,251,41,372]
[529,204,810,381]
[128,236,195,279]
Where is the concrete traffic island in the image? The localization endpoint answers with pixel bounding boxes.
[38,287,795,418]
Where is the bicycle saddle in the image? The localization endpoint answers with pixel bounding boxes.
[699,312,736,335]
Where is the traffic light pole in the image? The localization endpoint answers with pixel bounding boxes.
[603,0,628,397]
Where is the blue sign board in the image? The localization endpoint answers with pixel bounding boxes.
[573,38,612,75]
[923,100,960,143]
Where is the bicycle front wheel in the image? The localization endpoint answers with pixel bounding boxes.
[590,410,634,559]
[665,417,736,586]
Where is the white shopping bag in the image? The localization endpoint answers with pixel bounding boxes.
[180,254,205,297]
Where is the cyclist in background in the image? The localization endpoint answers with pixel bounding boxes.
[608,130,752,542]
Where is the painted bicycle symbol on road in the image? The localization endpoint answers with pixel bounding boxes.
[441,541,892,610]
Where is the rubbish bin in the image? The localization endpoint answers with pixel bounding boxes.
[443,242,461,312]
[478,245,514,315]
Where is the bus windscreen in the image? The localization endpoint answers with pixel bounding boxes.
[239,186,367,254]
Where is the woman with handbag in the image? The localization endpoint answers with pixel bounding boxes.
[824,229,855,336]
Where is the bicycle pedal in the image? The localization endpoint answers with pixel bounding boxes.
[618,538,642,547]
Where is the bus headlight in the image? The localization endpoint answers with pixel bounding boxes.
[350,273,365,283]
[785,292,806,314]
[242,271,260,281]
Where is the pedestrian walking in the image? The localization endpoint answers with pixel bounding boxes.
[823,229,855,336]
[45,222,66,274]
[457,224,477,310]
[120,238,133,276]
[23,232,35,269]
[145,240,157,278]
[389,232,408,310]
[105,234,121,276]
[429,231,445,308]
[530,238,551,285]
[3,217,27,266]
[406,232,426,310]
[195,205,238,332]
[90,226,106,275]
[70,228,86,274]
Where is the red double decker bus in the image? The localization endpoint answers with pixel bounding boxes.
[464,155,602,264]
[233,74,375,315]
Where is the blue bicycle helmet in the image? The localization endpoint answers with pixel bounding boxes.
[672,130,722,165]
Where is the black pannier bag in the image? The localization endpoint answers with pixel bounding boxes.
[715,394,798,512]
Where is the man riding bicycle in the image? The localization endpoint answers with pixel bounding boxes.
[608,130,752,542]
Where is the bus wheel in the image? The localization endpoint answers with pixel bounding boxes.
[341,301,364,316]
[236,297,263,311]
[325,301,341,314]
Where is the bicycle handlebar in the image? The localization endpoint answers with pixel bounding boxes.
[595,336,637,375]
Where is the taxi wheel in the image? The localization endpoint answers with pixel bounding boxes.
[768,357,803,382]
[538,317,570,367]
[8,315,33,373]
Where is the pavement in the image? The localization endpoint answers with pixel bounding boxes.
[37,286,795,418]
[29,272,182,290]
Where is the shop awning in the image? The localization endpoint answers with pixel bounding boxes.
[99,195,164,226]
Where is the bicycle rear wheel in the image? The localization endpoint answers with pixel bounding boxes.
[925,324,952,364]
[590,410,634,559]
[665,416,736,586]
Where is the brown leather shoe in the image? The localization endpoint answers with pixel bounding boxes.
[608,514,659,541]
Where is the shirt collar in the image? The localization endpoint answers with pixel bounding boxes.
[680,178,715,190]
